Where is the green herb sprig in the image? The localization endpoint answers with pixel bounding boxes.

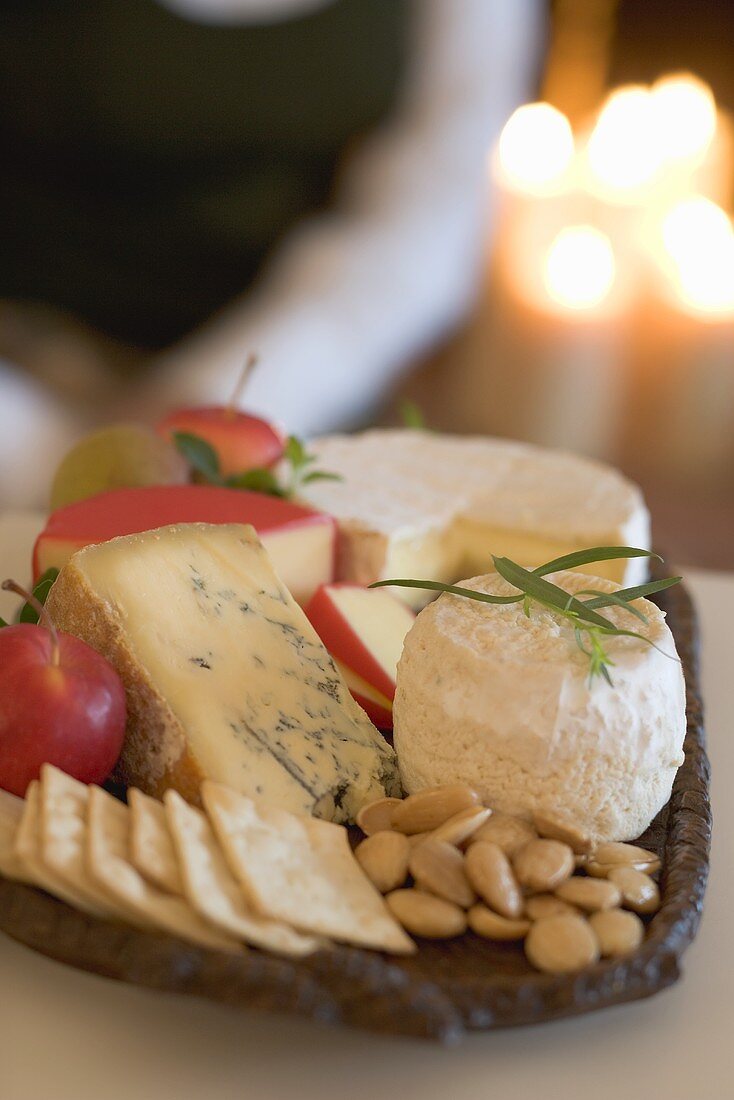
[370,546,681,687]
[173,432,341,500]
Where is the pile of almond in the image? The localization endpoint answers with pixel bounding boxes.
[355,786,661,974]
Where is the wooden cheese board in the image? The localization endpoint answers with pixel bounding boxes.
[0,572,711,1043]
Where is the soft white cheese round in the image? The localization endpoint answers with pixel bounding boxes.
[393,570,686,843]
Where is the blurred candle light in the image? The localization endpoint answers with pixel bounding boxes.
[650,73,717,164]
[542,225,616,311]
[659,196,734,315]
[496,102,575,195]
[587,86,661,201]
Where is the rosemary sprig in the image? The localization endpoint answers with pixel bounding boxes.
[370,546,681,687]
[173,432,341,500]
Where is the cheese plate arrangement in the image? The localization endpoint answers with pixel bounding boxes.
[0,393,711,1043]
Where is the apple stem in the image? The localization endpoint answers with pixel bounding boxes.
[227,353,258,419]
[1,579,61,666]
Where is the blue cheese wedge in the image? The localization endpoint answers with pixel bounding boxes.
[46,523,400,823]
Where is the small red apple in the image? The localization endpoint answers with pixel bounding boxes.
[0,580,126,796]
[157,355,285,477]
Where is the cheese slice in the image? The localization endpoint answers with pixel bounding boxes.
[298,431,651,608]
[46,523,400,823]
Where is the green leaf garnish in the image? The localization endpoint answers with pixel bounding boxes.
[400,400,427,430]
[225,468,285,496]
[173,432,222,484]
[531,546,661,576]
[17,568,60,624]
[370,546,682,687]
[0,616,7,628]
[173,430,341,500]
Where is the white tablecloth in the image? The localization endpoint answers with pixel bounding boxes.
[0,515,730,1100]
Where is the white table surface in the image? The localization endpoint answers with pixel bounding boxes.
[0,515,730,1100]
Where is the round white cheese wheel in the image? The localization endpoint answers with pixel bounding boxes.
[393,570,686,843]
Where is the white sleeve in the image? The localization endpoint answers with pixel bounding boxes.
[145,0,545,435]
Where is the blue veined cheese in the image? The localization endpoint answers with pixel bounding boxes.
[46,523,400,823]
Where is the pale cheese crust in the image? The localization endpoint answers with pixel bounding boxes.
[393,570,686,843]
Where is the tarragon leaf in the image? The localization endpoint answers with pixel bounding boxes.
[369,578,523,605]
[400,400,427,430]
[492,556,616,630]
[532,546,661,577]
[584,576,682,609]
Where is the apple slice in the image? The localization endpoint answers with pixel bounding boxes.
[33,485,336,606]
[305,584,415,707]
[334,661,393,728]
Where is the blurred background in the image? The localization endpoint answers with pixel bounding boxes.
[1,0,733,567]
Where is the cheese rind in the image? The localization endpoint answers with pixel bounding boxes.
[298,431,651,608]
[33,484,336,605]
[393,570,686,843]
[46,523,399,823]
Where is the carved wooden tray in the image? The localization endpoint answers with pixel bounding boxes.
[0,576,711,1043]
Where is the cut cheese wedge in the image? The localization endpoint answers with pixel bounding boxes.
[298,431,651,609]
[46,523,399,822]
[34,484,336,605]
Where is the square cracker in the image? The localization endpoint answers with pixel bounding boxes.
[86,785,240,954]
[164,790,320,958]
[0,786,29,882]
[14,781,107,916]
[202,783,414,955]
[39,765,132,924]
[129,788,183,896]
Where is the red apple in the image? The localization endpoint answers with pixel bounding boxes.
[305,584,415,721]
[0,583,126,796]
[157,406,285,478]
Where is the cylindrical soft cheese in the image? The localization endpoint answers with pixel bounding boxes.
[393,570,686,843]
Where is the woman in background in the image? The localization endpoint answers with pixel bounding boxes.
[0,0,542,505]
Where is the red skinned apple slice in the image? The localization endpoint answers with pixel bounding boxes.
[33,485,336,606]
[334,661,393,728]
[305,583,415,703]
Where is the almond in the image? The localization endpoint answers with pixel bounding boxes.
[513,839,574,893]
[354,831,410,894]
[391,785,481,835]
[524,914,599,974]
[470,813,537,856]
[533,809,593,855]
[555,877,621,913]
[589,909,645,957]
[607,866,661,914]
[468,905,530,941]
[409,838,476,908]
[465,841,523,919]
[430,806,492,847]
[385,889,467,939]
[355,797,402,836]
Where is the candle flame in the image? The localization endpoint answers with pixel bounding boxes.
[587,86,661,197]
[542,226,616,311]
[497,103,574,194]
[650,73,717,162]
[660,196,734,315]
